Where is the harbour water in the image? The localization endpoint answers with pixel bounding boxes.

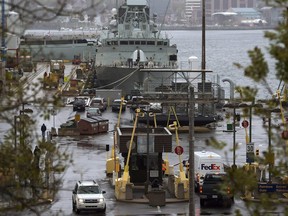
[166,29,278,99]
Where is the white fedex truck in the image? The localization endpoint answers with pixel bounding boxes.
[194,151,224,192]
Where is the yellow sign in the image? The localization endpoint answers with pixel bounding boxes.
[75,114,80,122]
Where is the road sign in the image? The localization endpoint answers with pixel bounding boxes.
[246,143,254,153]
[282,130,288,140]
[258,183,288,193]
[174,146,184,155]
[75,114,80,122]
[50,109,57,116]
[242,120,249,128]
[246,142,254,163]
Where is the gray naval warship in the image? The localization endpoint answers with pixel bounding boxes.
[94,0,178,96]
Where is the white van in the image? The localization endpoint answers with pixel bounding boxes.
[193,151,224,192]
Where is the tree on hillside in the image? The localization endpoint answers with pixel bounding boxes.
[208,0,288,215]
[0,0,104,215]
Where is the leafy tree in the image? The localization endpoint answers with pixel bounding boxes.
[208,1,288,215]
[0,0,104,215]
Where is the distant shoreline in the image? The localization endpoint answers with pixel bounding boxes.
[161,25,276,31]
[27,22,276,32]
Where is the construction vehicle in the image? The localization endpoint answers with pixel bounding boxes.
[72,55,81,65]
[43,60,65,89]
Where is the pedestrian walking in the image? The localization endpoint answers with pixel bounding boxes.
[33,146,41,170]
[41,123,47,139]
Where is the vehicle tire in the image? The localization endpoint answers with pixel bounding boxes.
[101,204,106,212]
[75,207,81,214]
[195,183,199,193]
[223,199,232,208]
[200,199,205,207]
[72,201,75,212]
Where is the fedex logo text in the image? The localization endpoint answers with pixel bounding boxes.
[201,164,221,170]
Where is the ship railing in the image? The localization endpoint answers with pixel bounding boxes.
[96,62,178,69]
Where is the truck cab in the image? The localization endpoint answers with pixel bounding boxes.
[199,172,233,207]
[185,151,224,192]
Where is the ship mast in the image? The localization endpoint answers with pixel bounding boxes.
[157,0,171,39]
[200,0,206,115]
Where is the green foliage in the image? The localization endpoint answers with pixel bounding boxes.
[225,1,288,215]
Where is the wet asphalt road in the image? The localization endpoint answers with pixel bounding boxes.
[22,105,248,216]
[23,102,286,215]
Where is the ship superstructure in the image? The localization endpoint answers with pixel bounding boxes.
[94,0,178,95]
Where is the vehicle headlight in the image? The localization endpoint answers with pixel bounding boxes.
[78,198,84,203]
[99,198,104,202]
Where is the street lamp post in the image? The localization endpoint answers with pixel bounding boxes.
[223,103,239,168]
[145,109,150,194]
[267,108,281,183]
[224,101,263,167]
[238,101,263,142]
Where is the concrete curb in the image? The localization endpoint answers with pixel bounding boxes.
[241,197,288,203]
[109,177,189,204]
[116,197,189,204]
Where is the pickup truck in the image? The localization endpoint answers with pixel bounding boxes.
[199,173,233,207]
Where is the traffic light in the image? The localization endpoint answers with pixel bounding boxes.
[256,149,259,156]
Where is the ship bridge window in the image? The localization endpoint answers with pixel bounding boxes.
[135,41,140,45]
[129,41,135,45]
[75,39,87,44]
[157,41,163,46]
[21,41,44,45]
[111,41,118,45]
[120,41,129,45]
[47,40,73,45]
[164,42,168,46]
[141,41,146,45]
[147,41,155,45]
[169,55,177,61]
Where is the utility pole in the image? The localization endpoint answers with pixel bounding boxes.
[201,0,206,115]
[0,0,6,93]
[1,0,5,59]
[188,87,195,215]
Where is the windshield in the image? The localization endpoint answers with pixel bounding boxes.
[205,174,226,182]
[77,185,100,194]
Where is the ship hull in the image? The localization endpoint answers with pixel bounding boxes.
[138,114,217,127]
[95,66,173,95]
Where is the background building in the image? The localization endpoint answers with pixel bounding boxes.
[184,0,259,25]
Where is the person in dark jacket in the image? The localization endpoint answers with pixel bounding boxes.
[33,146,41,169]
[41,123,47,139]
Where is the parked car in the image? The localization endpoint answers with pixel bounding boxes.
[128,95,149,111]
[76,96,91,107]
[73,98,86,112]
[89,97,107,112]
[86,107,102,118]
[72,180,106,214]
[111,99,127,112]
